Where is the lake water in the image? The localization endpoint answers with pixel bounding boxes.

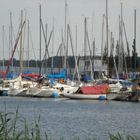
[0,96,140,140]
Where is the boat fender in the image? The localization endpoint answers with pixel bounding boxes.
[52,91,59,98]
[98,96,106,100]
[50,79,55,86]
[2,91,8,96]
[60,87,64,91]
[60,79,65,84]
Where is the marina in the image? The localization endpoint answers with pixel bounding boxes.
[0,72,140,102]
[0,0,140,139]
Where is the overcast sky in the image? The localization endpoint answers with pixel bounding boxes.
[0,0,140,60]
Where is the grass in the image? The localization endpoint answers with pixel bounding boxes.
[0,109,139,140]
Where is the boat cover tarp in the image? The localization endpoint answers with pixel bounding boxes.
[48,69,67,80]
[22,73,41,79]
[0,70,6,76]
[3,75,22,83]
[0,70,18,79]
[80,84,109,94]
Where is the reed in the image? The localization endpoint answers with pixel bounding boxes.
[109,133,140,140]
[0,108,44,140]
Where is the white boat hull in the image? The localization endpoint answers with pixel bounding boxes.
[8,88,27,96]
[26,87,53,97]
[62,93,107,100]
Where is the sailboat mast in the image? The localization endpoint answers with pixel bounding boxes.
[134,9,137,72]
[93,39,95,78]
[75,25,77,57]
[44,23,48,74]
[101,14,105,66]
[106,0,109,74]
[64,0,67,46]
[39,4,42,75]
[118,3,124,75]
[51,19,54,74]
[27,20,30,68]
[2,25,5,71]
[19,10,23,74]
[9,12,13,70]
[84,18,87,74]
[68,24,80,82]
[64,0,67,70]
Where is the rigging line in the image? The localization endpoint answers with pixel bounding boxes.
[41,20,50,58]
[41,22,53,61]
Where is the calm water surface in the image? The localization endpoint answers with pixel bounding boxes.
[0,96,140,140]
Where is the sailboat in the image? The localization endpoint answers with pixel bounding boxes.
[62,83,109,100]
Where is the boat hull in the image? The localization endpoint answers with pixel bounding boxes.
[62,93,106,100]
[26,87,53,97]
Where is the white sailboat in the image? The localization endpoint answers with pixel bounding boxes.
[7,75,37,96]
[26,80,79,98]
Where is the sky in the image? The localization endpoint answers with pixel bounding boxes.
[0,0,140,60]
